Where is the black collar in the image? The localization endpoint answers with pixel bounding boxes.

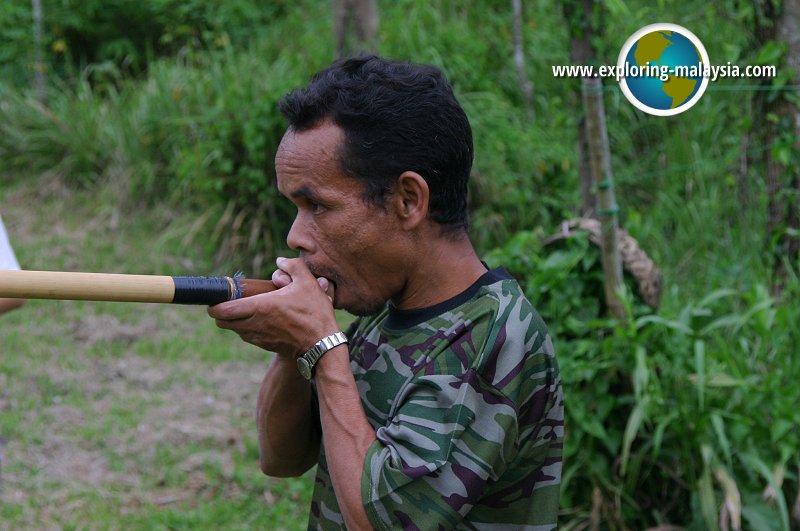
[384,266,512,330]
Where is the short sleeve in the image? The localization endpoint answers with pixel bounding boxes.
[361,369,519,530]
[0,216,21,270]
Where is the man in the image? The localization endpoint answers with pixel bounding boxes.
[208,55,563,529]
[0,215,25,315]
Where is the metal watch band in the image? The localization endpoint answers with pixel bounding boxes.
[297,331,348,380]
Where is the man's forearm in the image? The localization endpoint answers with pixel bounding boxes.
[0,298,25,315]
[257,356,319,476]
[315,345,377,530]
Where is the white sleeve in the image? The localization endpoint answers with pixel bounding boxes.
[0,216,21,270]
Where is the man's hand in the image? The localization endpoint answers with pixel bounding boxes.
[208,257,338,357]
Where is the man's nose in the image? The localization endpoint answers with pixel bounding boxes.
[286,214,314,253]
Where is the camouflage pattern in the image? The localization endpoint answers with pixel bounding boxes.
[308,268,563,530]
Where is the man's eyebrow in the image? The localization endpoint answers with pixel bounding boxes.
[289,186,319,201]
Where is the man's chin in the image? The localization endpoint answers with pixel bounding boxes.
[305,268,384,316]
[339,293,387,317]
[347,307,381,317]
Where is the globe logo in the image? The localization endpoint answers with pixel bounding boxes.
[617,23,710,116]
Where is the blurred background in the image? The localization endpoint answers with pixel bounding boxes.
[0,0,798,529]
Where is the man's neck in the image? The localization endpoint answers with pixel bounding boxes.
[392,232,487,311]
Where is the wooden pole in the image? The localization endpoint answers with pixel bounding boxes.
[581,76,625,319]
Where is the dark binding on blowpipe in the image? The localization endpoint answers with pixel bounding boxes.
[171,274,276,305]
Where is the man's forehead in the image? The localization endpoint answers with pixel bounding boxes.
[275,126,366,200]
[277,123,343,160]
[276,126,341,184]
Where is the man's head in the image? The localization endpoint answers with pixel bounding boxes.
[279,54,473,234]
[275,55,474,315]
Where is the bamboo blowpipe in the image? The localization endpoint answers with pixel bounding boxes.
[0,270,276,305]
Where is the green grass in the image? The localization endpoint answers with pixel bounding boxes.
[0,179,315,529]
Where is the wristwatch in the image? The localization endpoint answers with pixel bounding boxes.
[296,331,348,380]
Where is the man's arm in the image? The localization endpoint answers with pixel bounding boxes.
[0,216,25,316]
[208,257,375,528]
[256,355,319,477]
[0,298,24,316]
[313,344,376,530]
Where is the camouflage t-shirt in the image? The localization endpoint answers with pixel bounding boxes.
[308,267,563,530]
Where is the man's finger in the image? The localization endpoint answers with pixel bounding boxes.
[272,268,292,288]
[207,296,258,321]
[317,277,329,292]
[275,256,315,284]
[316,277,335,303]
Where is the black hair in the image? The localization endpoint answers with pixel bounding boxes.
[279,54,473,233]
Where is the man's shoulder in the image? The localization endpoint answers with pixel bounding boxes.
[477,272,550,344]
[350,271,555,377]
[348,269,552,355]
[470,275,558,399]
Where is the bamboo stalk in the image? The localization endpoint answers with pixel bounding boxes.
[0,270,275,304]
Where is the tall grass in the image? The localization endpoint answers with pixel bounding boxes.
[1,1,583,267]
[1,30,328,271]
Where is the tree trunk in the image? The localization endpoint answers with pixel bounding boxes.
[755,0,800,290]
[332,0,379,59]
[582,77,625,319]
[773,0,800,278]
[562,0,596,216]
[31,0,45,103]
[511,0,534,122]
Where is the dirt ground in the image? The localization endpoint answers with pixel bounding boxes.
[2,322,267,514]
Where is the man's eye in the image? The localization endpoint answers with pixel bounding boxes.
[310,201,324,214]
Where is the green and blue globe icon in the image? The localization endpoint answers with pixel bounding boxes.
[618,23,709,116]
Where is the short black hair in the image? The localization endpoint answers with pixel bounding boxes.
[279,55,473,233]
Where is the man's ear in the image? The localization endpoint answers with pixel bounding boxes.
[392,171,429,230]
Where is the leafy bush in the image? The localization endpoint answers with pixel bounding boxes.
[487,231,800,529]
[1,0,289,89]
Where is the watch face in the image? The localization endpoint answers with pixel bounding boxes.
[297,357,312,380]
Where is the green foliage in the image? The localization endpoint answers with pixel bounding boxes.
[1,3,333,265]
[0,1,34,86]
[1,0,290,87]
[0,0,580,264]
[487,233,800,528]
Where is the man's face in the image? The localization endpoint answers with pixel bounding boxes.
[275,123,404,316]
